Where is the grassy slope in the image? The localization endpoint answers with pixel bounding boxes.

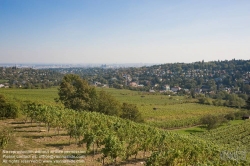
[171,120,245,134]
[0,87,239,128]
[0,87,61,106]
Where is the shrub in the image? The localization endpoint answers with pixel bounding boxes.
[0,94,20,119]
[120,103,144,123]
[200,115,227,130]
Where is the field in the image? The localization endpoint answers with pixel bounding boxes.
[1,108,248,165]
[196,120,250,151]
[0,87,239,128]
[0,88,61,106]
[1,87,250,165]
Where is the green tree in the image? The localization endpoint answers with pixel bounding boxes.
[198,97,212,105]
[97,90,121,116]
[246,96,250,110]
[226,94,246,108]
[200,115,226,130]
[0,94,19,119]
[120,103,144,122]
[58,74,97,111]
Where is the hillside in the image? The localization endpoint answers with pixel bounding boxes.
[0,87,240,129]
[0,82,250,165]
[1,59,250,95]
[51,59,250,94]
[1,108,249,165]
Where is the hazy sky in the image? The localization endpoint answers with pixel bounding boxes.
[1,0,250,64]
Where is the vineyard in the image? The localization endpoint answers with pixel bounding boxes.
[0,87,239,129]
[0,87,250,165]
[139,103,237,128]
[1,104,248,165]
[196,120,250,152]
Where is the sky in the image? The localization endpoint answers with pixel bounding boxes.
[0,0,250,64]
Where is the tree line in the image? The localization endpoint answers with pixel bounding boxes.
[52,59,250,94]
[1,59,250,95]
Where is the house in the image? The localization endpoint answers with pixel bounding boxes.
[223,87,231,93]
[94,82,102,86]
[171,86,181,92]
[242,115,250,120]
[163,85,170,91]
[244,80,250,84]
[102,84,109,88]
[130,82,138,87]
[195,88,202,94]
[201,85,210,93]
[149,89,155,93]
[137,84,144,87]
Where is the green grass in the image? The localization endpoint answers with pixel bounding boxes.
[228,119,245,125]
[97,87,189,105]
[0,87,240,129]
[171,120,246,135]
[172,126,206,134]
[143,103,238,128]
[0,87,61,106]
[96,88,239,128]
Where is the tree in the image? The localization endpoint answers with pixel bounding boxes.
[246,96,250,110]
[0,94,19,119]
[97,90,121,116]
[58,74,97,111]
[190,89,195,98]
[120,103,144,122]
[226,94,246,108]
[200,115,226,130]
[198,97,212,105]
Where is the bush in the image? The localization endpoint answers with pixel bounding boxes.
[200,115,227,130]
[120,103,144,123]
[212,99,224,106]
[198,97,212,105]
[0,94,20,119]
[97,90,122,116]
[234,110,250,120]
[224,112,235,120]
[238,94,248,101]
[225,94,246,108]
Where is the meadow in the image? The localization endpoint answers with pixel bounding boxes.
[0,87,239,129]
[0,87,60,106]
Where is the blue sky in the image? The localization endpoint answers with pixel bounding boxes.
[0,0,250,64]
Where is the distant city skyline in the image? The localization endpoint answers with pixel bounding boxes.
[1,0,250,64]
[0,62,160,69]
